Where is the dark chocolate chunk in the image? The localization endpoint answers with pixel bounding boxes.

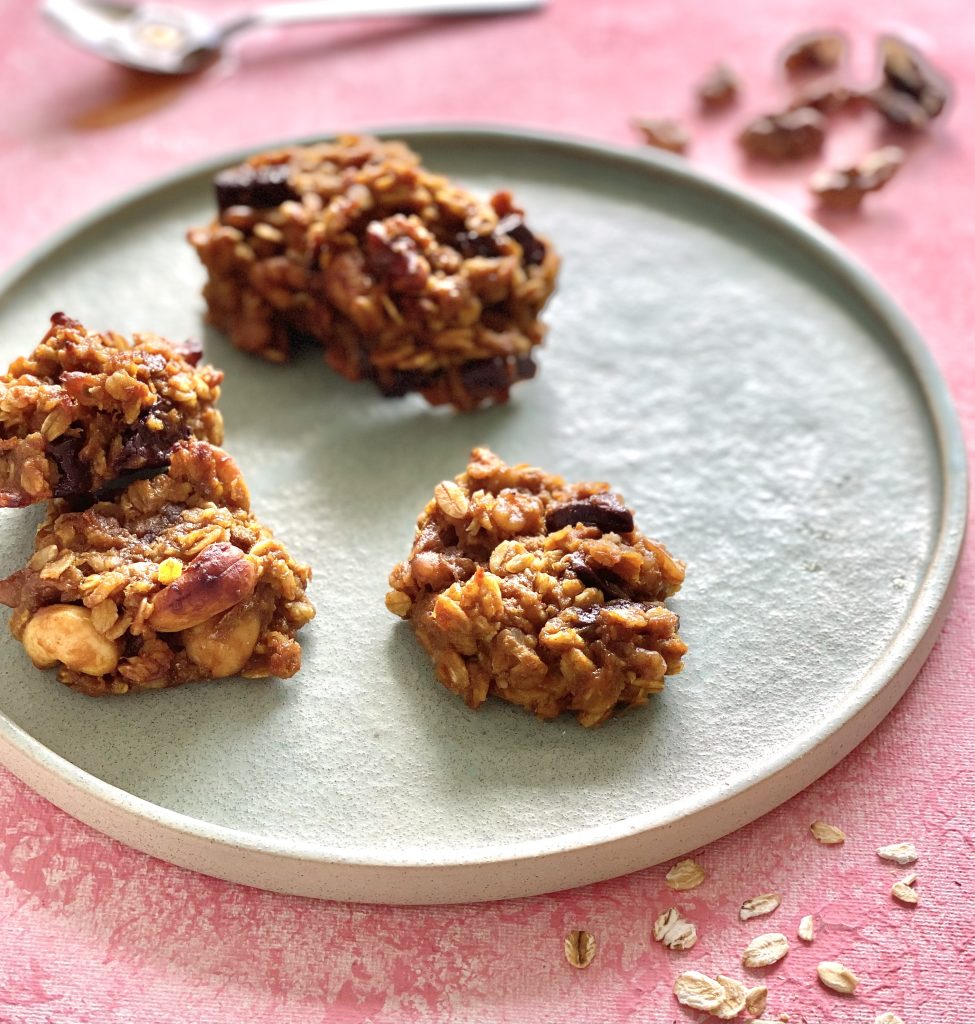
[453,230,502,259]
[49,436,92,498]
[566,553,629,600]
[545,493,635,535]
[116,401,191,472]
[496,215,546,266]
[214,163,298,211]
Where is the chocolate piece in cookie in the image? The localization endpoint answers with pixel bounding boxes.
[0,440,314,696]
[0,313,223,507]
[386,448,687,727]
[188,136,560,411]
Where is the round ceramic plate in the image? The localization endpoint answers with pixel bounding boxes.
[0,128,966,904]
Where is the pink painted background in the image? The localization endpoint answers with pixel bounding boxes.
[1,0,973,1020]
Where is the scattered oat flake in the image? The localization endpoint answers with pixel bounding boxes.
[745,986,768,1017]
[740,892,781,920]
[817,960,860,994]
[810,820,846,844]
[877,842,918,865]
[653,907,698,950]
[564,929,596,968]
[742,932,790,968]
[797,915,815,942]
[875,1014,906,1024]
[892,877,919,905]
[714,975,747,1019]
[673,971,726,1012]
[666,858,706,891]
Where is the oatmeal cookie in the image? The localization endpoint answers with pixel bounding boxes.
[0,439,314,695]
[188,136,560,410]
[386,448,687,726]
[0,313,223,507]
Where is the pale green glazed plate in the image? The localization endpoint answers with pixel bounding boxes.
[0,128,966,903]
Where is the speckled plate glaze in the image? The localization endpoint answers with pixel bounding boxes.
[0,128,966,904]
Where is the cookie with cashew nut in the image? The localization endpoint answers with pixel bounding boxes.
[0,312,224,507]
[0,439,314,695]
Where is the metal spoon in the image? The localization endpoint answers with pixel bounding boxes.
[42,0,546,75]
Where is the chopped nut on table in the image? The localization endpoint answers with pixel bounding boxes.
[869,34,951,129]
[0,313,223,507]
[188,135,560,411]
[787,81,867,115]
[781,29,848,76]
[696,63,740,111]
[633,117,690,154]
[797,914,815,941]
[810,146,905,210]
[0,439,314,695]
[738,107,826,160]
[386,448,687,726]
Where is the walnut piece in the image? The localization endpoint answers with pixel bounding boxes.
[149,542,258,632]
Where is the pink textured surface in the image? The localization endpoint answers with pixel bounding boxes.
[0,0,972,1021]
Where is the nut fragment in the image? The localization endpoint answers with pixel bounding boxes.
[875,1014,906,1024]
[22,604,121,677]
[739,107,826,160]
[782,30,847,76]
[673,971,725,1012]
[797,915,815,942]
[666,858,706,891]
[810,820,846,844]
[876,842,918,865]
[697,63,740,111]
[740,893,781,921]
[742,933,790,968]
[868,34,951,129]
[633,117,690,155]
[811,147,905,210]
[434,480,470,519]
[745,986,768,1017]
[653,907,698,950]
[817,960,860,994]
[714,975,747,1019]
[182,606,263,677]
[891,873,918,905]
[149,542,258,632]
[564,929,596,968]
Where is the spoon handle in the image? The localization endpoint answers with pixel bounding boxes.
[224,0,545,36]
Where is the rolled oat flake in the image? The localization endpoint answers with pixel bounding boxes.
[564,929,596,969]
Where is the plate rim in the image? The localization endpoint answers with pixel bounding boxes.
[0,124,967,900]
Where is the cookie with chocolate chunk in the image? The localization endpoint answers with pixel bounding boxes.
[386,448,687,727]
